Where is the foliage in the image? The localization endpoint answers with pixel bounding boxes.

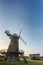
[0,60,43,65]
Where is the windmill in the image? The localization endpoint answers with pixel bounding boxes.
[5,28,27,62]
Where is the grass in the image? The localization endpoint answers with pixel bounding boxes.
[0,60,43,65]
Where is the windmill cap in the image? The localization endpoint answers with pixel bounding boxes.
[13,33,18,37]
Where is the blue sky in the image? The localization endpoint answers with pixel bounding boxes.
[0,0,43,56]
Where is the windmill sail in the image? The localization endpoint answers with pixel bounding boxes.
[20,37,27,45]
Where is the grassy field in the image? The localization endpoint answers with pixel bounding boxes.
[0,60,43,65]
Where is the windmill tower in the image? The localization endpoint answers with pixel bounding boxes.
[5,28,27,62]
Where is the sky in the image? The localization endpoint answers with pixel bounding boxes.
[0,0,43,56]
